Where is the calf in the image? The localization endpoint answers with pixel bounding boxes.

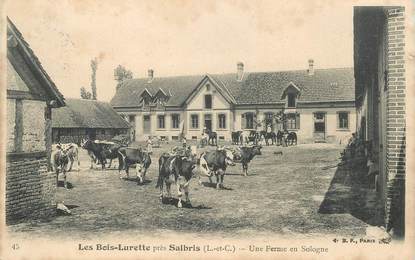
[156,153,196,208]
[51,147,70,188]
[118,147,151,184]
[198,148,235,189]
[238,145,262,176]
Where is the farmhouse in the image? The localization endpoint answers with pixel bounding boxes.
[6,18,65,223]
[354,6,406,235]
[111,61,355,144]
[52,98,131,144]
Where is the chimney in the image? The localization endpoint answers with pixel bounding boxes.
[237,62,244,81]
[307,59,314,76]
[147,69,154,83]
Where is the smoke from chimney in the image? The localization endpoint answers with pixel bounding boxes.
[147,69,154,83]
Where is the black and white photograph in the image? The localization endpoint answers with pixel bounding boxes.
[1,0,413,259]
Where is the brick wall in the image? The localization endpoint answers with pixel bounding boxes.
[6,154,57,224]
[385,7,405,235]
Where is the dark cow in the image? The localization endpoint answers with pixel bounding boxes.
[236,145,262,176]
[118,147,151,184]
[198,148,235,189]
[286,132,297,146]
[231,131,243,145]
[156,153,196,208]
[276,130,284,146]
[51,147,70,188]
[206,129,218,146]
[81,139,121,169]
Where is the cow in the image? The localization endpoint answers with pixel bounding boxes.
[231,131,243,145]
[236,145,262,176]
[286,132,297,146]
[51,146,70,188]
[118,147,152,184]
[52,143,80,171]
[81,139,121,169]
[156,153,196,208]
[259,131,276,146]
[247,130,260,145]
[205,129,218,146]
[276,130,284,146]
[198,148,235,189]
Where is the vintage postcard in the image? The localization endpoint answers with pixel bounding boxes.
[1,0,414,259]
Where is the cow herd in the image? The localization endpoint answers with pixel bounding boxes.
[51,139,264,208]
[231,130,297,146]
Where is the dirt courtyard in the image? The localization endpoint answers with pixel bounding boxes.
[9,142,371,239]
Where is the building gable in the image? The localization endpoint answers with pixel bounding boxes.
[184,76,232,110]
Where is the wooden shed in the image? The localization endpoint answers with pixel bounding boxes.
[52,98,131,144]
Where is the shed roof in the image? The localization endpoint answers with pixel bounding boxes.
[52,99,130,129]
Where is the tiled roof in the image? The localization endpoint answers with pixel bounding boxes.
[110,68,354,107]
[52,99,131,129]
[7,17,65,107]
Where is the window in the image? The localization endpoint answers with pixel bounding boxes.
[243,113,254,129]
[157,115,165,129]
[338,112,349,129]
[287,93,296,108]
[171,114,180,129]
[218,114,226,129]
[286,113,300,129]
[129,115,136,125]
[206,84,211,91]
[205,94,212,109]
[191,114,199,129]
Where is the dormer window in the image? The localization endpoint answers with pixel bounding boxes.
[282,82,300,108]
[205,94,212,109]
[287,93,296,108]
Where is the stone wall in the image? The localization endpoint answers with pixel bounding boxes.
[385,7,406,235]
[6,154,57,224]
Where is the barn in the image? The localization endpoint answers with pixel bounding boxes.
[51,98,131,144]
[354,7,406,236]
[6,18,65,223]
[111,61,356,144]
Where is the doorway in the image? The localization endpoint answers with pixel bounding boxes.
[313,112,326,142]
[204,114,212,131]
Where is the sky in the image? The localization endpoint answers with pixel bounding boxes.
[6,0,359,102]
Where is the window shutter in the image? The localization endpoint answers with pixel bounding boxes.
[241,114,246,129]
[296,113,300,129]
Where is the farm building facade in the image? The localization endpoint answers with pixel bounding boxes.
[111,61,356,143]
[354,6,406,236]
[6,18,65,224]
[52,98,131,144]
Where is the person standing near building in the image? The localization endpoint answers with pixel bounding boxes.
[146,136,153,155]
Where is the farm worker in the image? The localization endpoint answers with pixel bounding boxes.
[266,124,272,133]
[147,136,153,155]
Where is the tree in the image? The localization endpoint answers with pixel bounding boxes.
[114,65,133,90]
[91,58,98,100]
[80,86,92,99]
